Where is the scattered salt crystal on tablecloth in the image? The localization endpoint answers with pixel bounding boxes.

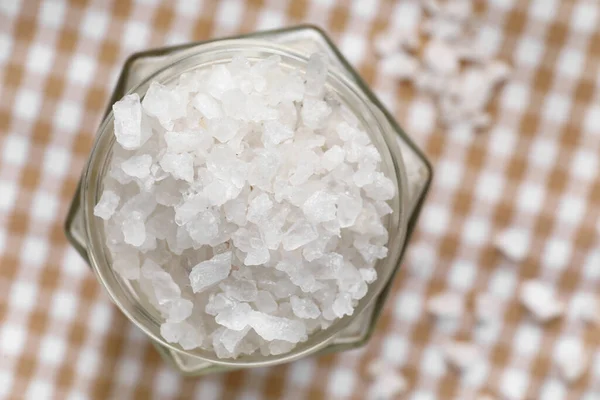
[520,280,564,322]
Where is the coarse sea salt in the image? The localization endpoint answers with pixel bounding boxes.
[95,52,398,358]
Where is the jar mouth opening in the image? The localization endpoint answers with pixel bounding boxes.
[82,39,409,367]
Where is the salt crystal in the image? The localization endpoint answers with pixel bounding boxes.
[161,322,183,343]
[423,39,459,75]
[427,291,464,319]
[321,145,345,171]
[164,130,207,154]
[302,190,337,223]
[249,311,307,343]
[174,194,208,225]
[224,197,247,226]
[368,371,408,400]
[112,248,140,280]
[121,154,152,179]
[494,227,529,262]
[220,278,258,302]
[555,336,588,383]
[290,295,321,319]
[269,340,296,355]
[520,280,564,322]
[364,172,396,201]
[94,190,120,220]
[186,209,220,245]
[192,92,223,119]
[442,340,481,371]
[113,94,151,150]
[189,251,232,293]
[160,152,195,183]
[247,193,273,223]
[205,293,236,316]
[359,268,377,284]
[178,321,204,350]
[305,53,328,97]
[262,120,294,146]
[208,117,239,143]
[570,292,600,326]
[337,191,363,228]
[245,246,270,266]
[215,302,253,331]
[207,65,236,99]
[142,81,187,130]
[141,259,181,305]
[283,219,319,250]
[165,298,193,323]
[332,292,354,318]
[380,52,419,80]
[122,211,146,247]
[254,290,278,314]
[301,97,331,129]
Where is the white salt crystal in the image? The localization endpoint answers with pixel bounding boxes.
[121,154,152,179]
[244,247,270,266]
[247,193,273,223]
[322,145,345,171]
[337,192,363,228]
[189,251,232,293]
[283,219,319,250]
[364,172,396,201]
[442,340,481,371]
[207,65,236,99]
[178,321,204,350]
[205,293,236,316]
[359,268,377,284]
[174,194,208,225]
[427,291,464,319]
[160,152,195,182]
[122,211,146,247]
[301,97,331,129]
[254,290,278,314]
[305,53,328,97]
[494,227,529,262]
[113,93,151,150]
[186,209,220,245]
[249,311,307,343]
[269,340,296,355]
[290,295,321,319]
[570,292,600,326]
[94,190,120,220]
[332,292,354,318]
[215,302,253,331]
[224,197,247,226]
[380,52,419,80]
[423,39,459,75]
[164,130,207,154]
[555,336,588,383]
[161,322,184,343]
[141,259,181,305]
[520,280,564,322]
[368,371,408,400]
[112,248,140,280]
[192,92,223,119]
[142,81,187,130]
[262,120,294,146]
[208,117,239,143]
[220,278,258,302]
[302,190,337,223]
[165,298,193,323]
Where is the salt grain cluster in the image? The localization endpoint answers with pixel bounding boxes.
[94,53,396,358]
[375,0,510,134]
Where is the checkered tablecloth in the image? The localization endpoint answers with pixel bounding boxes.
[2,0,600,399]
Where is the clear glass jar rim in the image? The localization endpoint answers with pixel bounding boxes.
[82,39,409,367]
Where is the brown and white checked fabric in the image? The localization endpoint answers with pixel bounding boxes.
[2,0,600,398]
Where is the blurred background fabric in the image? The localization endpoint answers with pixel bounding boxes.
[2,0,600,398]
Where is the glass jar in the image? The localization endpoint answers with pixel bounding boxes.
[65,25,432,375]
